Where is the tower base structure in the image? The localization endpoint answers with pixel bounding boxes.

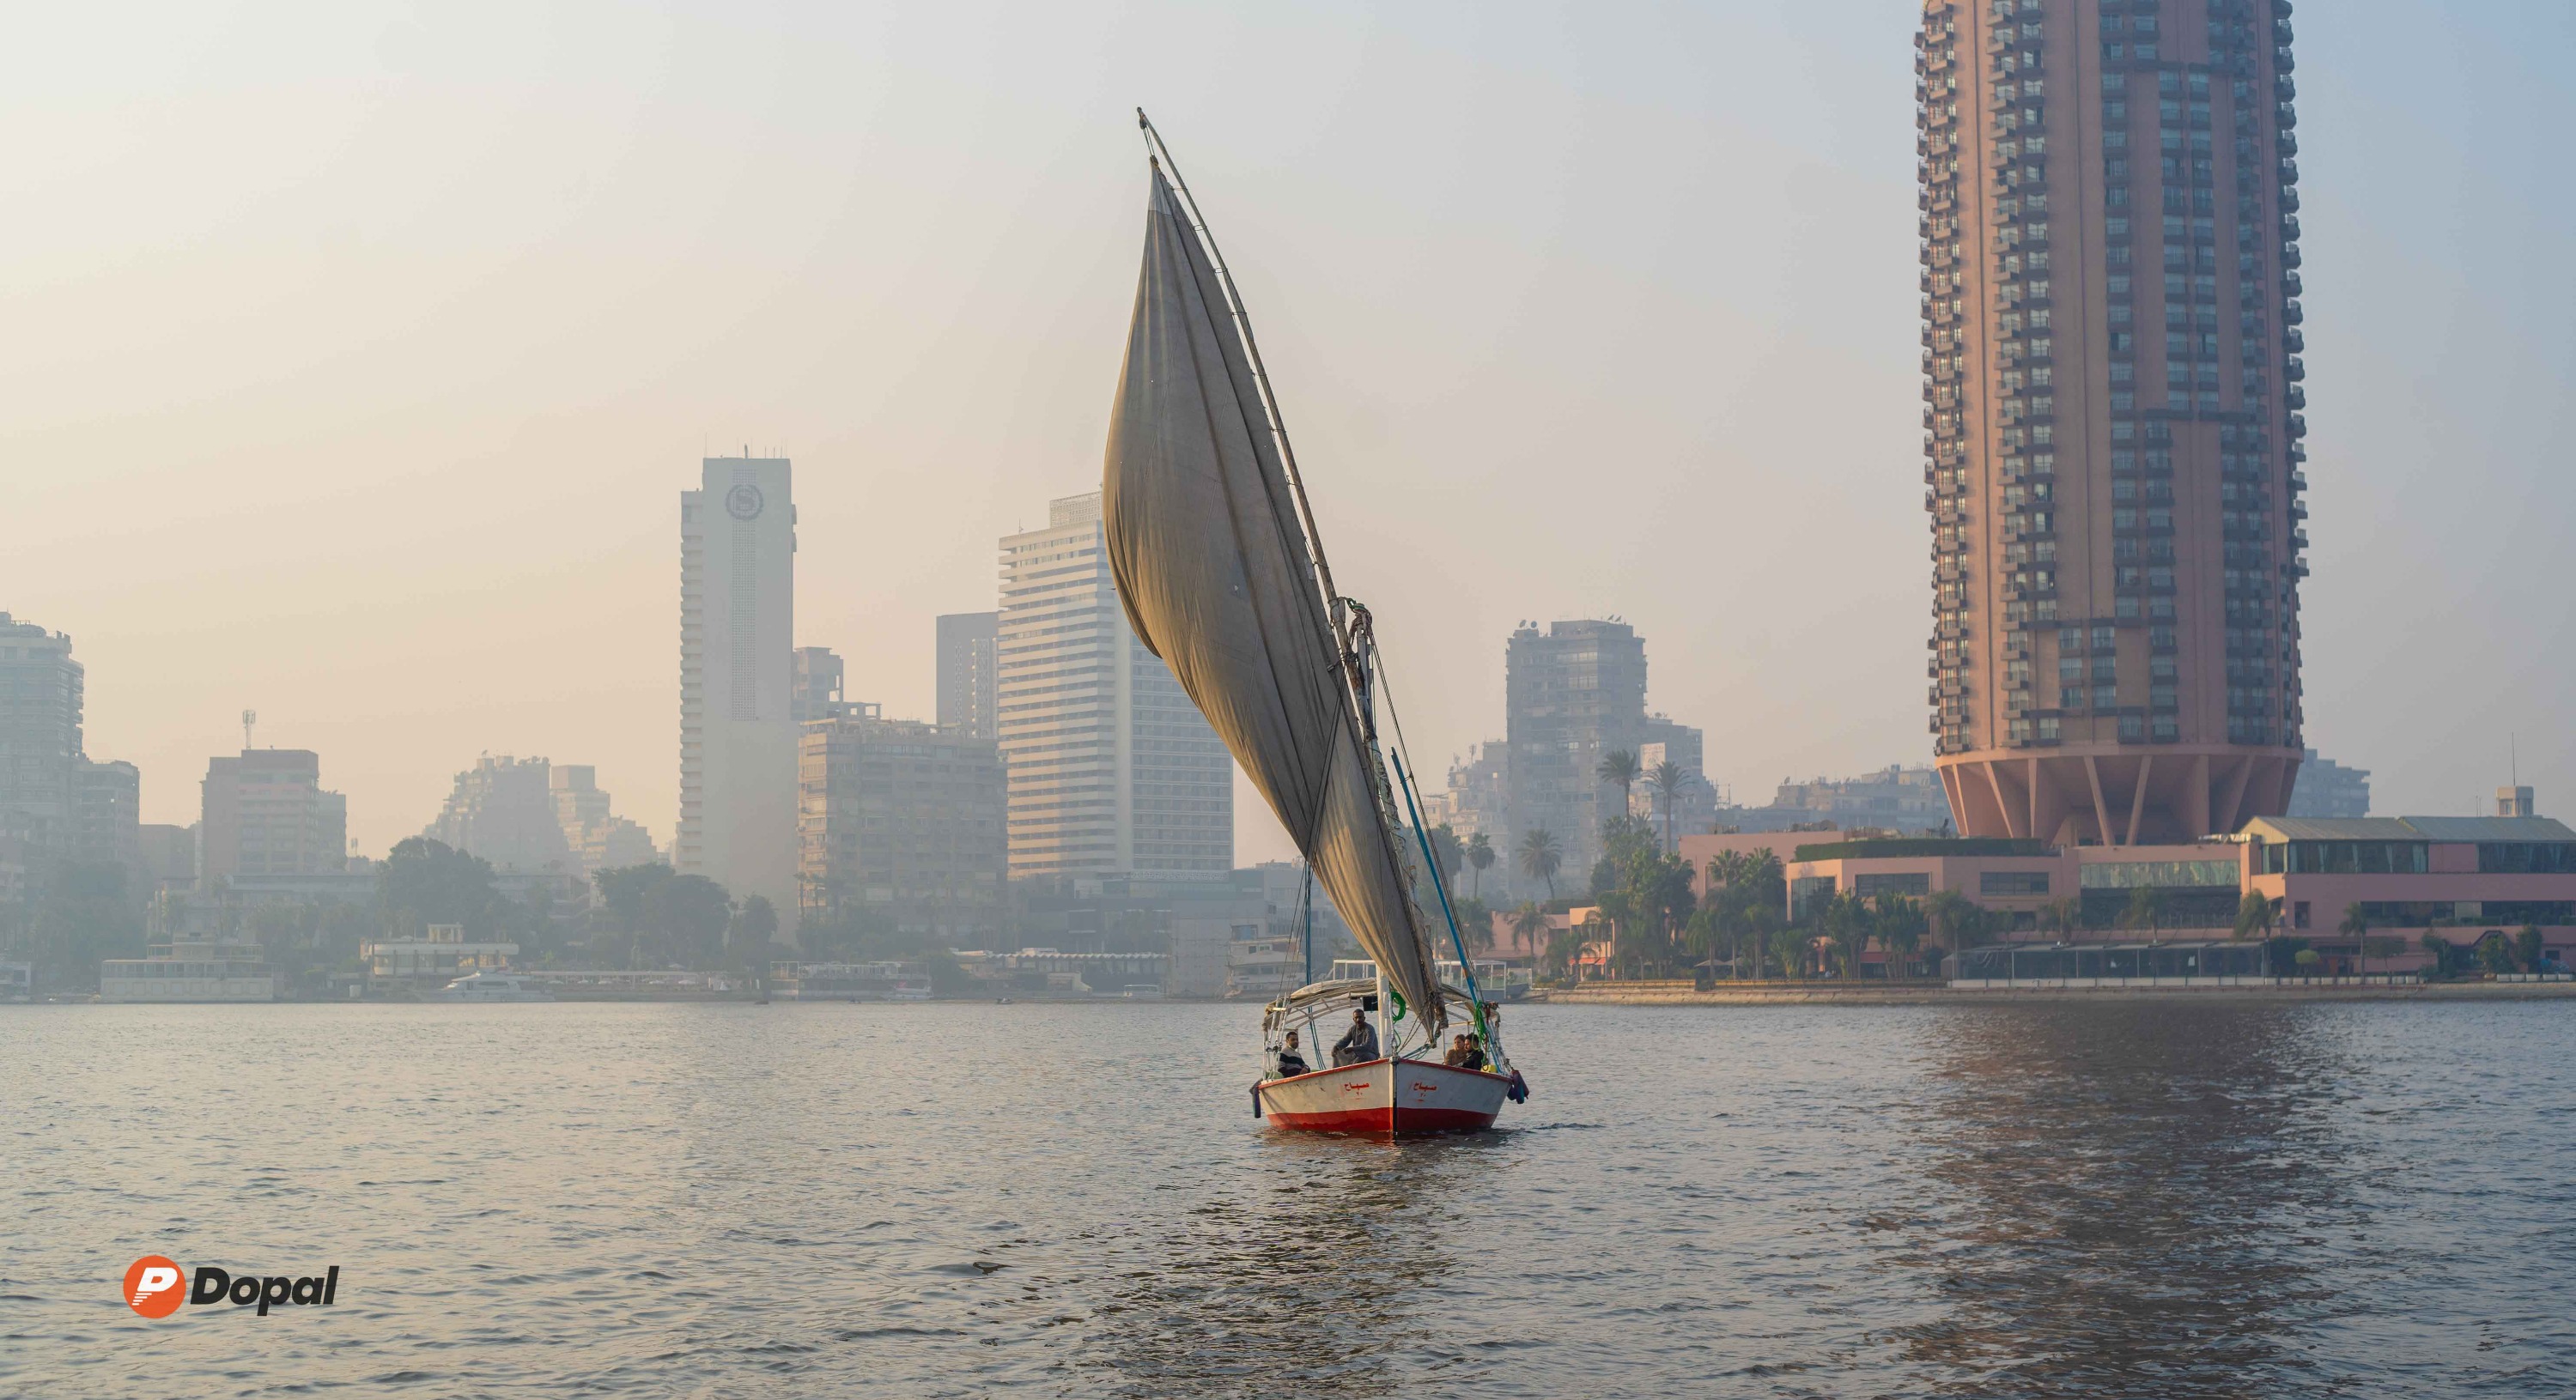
[1938,747,2302,846]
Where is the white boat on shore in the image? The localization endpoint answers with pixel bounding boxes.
[429,972,554,1003]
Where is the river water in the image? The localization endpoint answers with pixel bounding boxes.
[4,999,2572,1397]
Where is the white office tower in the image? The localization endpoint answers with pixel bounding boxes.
[678,456,800,940]
[998,492,1232,884]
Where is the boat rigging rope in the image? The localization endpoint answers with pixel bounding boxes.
[1370,629,1516,1082]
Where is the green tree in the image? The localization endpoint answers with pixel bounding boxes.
[641,874,732,967]
[1516,827,1563,900]
[732,895,781,962]
[1509,901,1552,961]
[2037,895,2082,941]
[21,862,144,993]
[1596,748,1641,825]
[1924,887,1975,962]
[2514,924,2545,973]
[1742,904,1782,979]
[379,837,506,938]
[1429,824,1467,893]
[1768,922,1808,980]
[1875,894,1927,981]
[2234,890,2281,942]
[2476,934,2516,976]
[1464,832,1495,899]
[1645,760,1689,854]
[2338,902,2370,977]
[2417,930,2457,979]
[2120,887,2168,940]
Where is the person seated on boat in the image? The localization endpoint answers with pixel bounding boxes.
[1443,1033,1487,1072]
[1272,1030,1310,1079]
[1331,1009,1378,1067]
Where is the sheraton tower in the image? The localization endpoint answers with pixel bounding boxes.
[1918,0,2309,843]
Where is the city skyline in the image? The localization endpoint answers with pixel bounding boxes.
[5,2,2570,864]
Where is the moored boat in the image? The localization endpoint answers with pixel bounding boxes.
[429,972,554,1003]
[1101,113,1528,1132]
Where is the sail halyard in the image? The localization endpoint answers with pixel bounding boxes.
[1102,129,1446,1033]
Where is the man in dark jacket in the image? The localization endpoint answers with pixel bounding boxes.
[1331,1009,1379,1066]
[1272,1029,1310,1079]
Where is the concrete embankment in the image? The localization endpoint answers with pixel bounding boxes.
[1533,980,2576,1007]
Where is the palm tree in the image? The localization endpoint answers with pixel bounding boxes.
[1465,832,1495,899]
[1925,888,1974,964]
[2119,887,2166,940]
[2038,895,2081,941]
[2338,901,2370,978]
[1578,910,1612,980]
[1743,904,1781,979]
[1645,761,1688,853]
[1596,748,1641,824]
[1516,827,1562,900]
[1768,922,1807,980]
[1509,900,1552,960]
[1876,894,1926,981]
[2234,890,2281,942]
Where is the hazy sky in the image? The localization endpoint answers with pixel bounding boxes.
[7,1,2570,865]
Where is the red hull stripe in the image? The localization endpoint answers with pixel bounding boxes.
[1264,1106,1498,1135]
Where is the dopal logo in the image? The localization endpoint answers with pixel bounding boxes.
[124,1256,185,1318]
[123,1256,340,1318]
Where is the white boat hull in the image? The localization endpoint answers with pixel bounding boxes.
[1257,1058,1510,1136]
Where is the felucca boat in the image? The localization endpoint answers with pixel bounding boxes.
[1101,112,1528,1136]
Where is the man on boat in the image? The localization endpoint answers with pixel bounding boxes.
[1331,1009,1378,1067]
[1443,1033,1487,1072]
[1273,1029,1310,1079]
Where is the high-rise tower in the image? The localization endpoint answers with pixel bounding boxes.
[935,612,999,742]
[1919,0,2307,844]
[996,492,1230,883]
[678,455,800,934]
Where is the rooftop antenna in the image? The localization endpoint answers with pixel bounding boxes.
[242,709,257,751]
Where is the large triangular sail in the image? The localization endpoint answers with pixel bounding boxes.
[1101,156,1445,1033]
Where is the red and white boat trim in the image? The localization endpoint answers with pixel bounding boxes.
[1258,1056,1510,1136]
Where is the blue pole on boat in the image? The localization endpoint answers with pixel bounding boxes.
[1387,748,1493,1050]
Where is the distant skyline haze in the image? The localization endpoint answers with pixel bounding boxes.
[4,1,2568,864]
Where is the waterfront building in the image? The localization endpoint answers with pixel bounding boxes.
[794,713,1005,941]
[936,612,1000,742]
[1919,0,2310,842]
[1,960,29,1000]
[996,492,1230,882]
[0,614,86,867]
[2286,748,2370,818]
[1682,809,2576,978]
[549,767,659,883]
[100,936,279,1003]
[199,748,348,889]
[424,755,569,873]
[678,455,799,935]
[360,922,519,987]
